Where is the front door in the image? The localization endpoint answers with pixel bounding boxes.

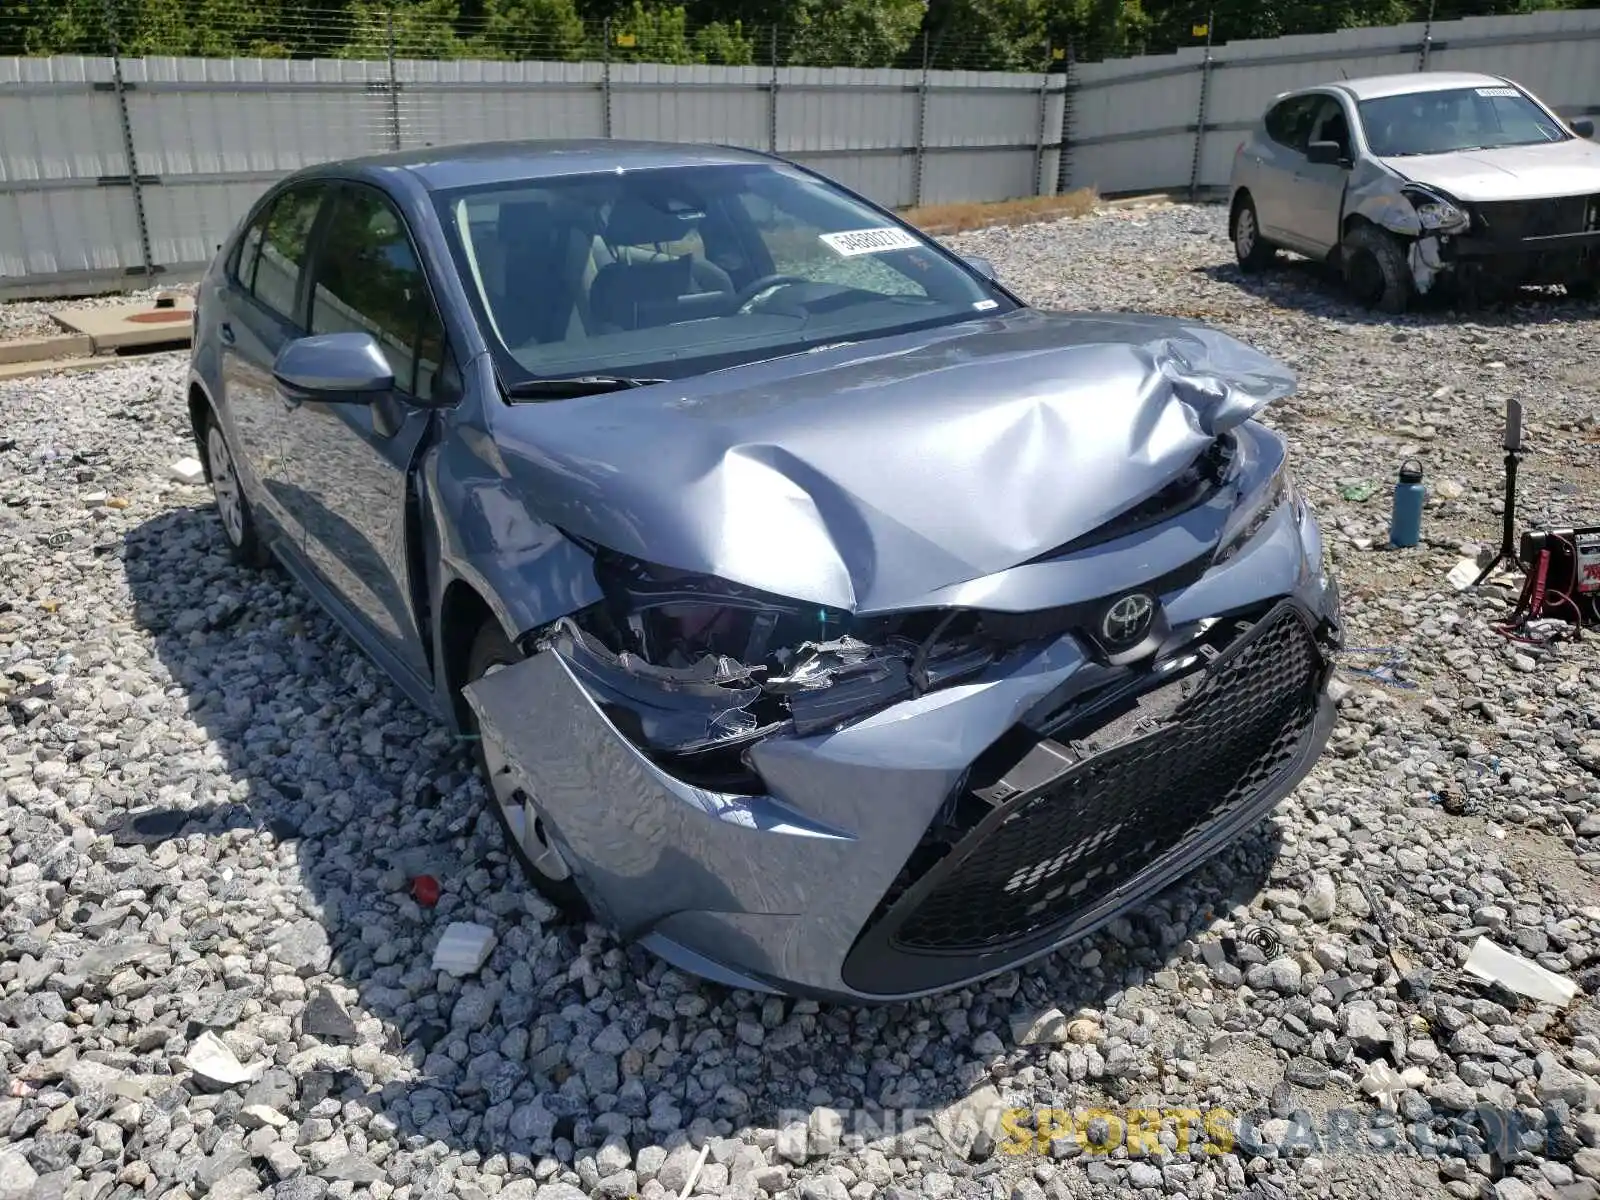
[217,182,328,554]
[278,182,452,690]
[1284,96,1353,256]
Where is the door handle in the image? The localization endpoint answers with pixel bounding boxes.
[218,321,236,345]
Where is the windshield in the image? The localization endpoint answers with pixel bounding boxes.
[434,162,1012,386]
[1358,85,1569,157]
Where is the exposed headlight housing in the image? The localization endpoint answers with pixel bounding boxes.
[1402,184,1470,234]
[1214,449,1294,564]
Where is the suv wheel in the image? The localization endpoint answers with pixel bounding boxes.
[203,411,267,566]
[466,619,588,915]
[1342,224,1411,314]
[1233,196,1277,272]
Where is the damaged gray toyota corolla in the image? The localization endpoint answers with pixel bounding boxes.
[188,139,1342,1003]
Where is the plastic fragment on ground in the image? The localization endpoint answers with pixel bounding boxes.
[182,1030,262,1087]
[432,922,497,977]
[169,457,206,485]
[1446,558,1479,591]
[411,875,440,907]
[1359,1061,1405,1112]
[1464,936,1578,1007]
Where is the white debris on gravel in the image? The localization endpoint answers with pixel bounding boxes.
[2,202,1599,1200]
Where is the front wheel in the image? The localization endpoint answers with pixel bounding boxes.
[1232,196,1277,273]
[1341,224,1412,314]
[466,620,588,916]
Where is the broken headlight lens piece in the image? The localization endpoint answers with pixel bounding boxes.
[1214,450,1294,566]
[1403,185,1470,234]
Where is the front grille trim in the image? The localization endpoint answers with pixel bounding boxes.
[839,599,1328,991]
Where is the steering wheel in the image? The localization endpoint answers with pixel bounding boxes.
[734,273,809,313]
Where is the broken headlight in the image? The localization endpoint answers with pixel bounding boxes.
[547,553,1003,784]
[1214,448,1294,565]
[1402,184,1469,234]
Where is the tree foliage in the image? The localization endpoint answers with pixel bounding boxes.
[0,0,1588,63]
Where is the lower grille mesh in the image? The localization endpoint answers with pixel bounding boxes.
[890,605,1321,954]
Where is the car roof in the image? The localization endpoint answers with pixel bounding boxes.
[297,139,778,192]
[1325,71,1510,101]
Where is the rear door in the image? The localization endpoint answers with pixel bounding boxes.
[1252,94,1321,244]
[217,182,329,555]
[278,181,452,690]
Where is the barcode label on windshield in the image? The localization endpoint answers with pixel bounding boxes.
[1475,86,1518,97]
[820,227,921,256]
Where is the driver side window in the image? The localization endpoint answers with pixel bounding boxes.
[1265,95,1320,153]
[734,189,929,298]
[1308,97,1351,157]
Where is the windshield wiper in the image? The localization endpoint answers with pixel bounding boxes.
[504,375,666,399]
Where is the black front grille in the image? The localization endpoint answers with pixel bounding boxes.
[1473,194,1599,240]
[883,604,1321,957]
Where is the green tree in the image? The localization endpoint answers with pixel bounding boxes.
[339,0,467,58]
[785,0,925,67]
[693,18,755,64]
[483,0,587,58]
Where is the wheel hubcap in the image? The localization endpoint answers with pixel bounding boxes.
[207,425,245,546]
[480,663,571,881]
[1237,210,1256,256]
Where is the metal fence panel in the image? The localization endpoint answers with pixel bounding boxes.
[5,8,1600,299]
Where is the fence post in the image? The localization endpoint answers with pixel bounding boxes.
[385,6,401,151]
[602,18,613,138]
[912,31,930,207]
[1055,37,1075,194]
[1418,0,1436,70]
[1187,15,1214,201]
[1033,41,1053,196]
[768,25,779,154]
[102,0,155,282]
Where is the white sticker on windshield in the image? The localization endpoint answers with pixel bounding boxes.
[973,299,999,311]
[1475,86,1519,98]
[819,227,922,256]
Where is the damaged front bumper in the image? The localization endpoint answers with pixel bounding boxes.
[1415,199,1600,291]
[462,486,1342,1003]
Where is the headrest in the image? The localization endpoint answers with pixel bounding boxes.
[497,201,551,247]
[603,196,702,247]
[590,257,695,330]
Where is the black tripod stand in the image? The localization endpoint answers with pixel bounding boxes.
[1471,449,1524,587]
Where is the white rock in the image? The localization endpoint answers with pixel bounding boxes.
[432,922,497,977]
[169,456,206,485]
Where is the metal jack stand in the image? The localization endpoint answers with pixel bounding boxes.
[1471,448,1523,587]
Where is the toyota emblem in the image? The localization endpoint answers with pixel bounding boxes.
[1101,592,1156,645]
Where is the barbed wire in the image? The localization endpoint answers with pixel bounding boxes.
[0,0,1510,71]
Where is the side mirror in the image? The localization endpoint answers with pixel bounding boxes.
[1571,118,1595,139]
[1306,140,1347,167]
[273,332,394,403]
[963,255,998,281]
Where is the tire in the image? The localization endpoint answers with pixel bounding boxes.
[465,619,588,916]
[202,409,268,567]
[1341,223,1412,314]
[1232,195,1277,273]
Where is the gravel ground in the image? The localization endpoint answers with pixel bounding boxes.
[4,201,1600,1200]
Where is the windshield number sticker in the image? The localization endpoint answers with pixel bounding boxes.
[820,227,922,257]
[973,299,999,311]
[1475,87,1519,98]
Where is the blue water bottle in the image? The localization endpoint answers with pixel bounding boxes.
[1389,459,1425,548]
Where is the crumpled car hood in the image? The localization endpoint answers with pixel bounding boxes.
[487,308,1295,614]
[1382,138,1600,203]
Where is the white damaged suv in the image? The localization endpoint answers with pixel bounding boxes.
[1228,71,1600,311]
